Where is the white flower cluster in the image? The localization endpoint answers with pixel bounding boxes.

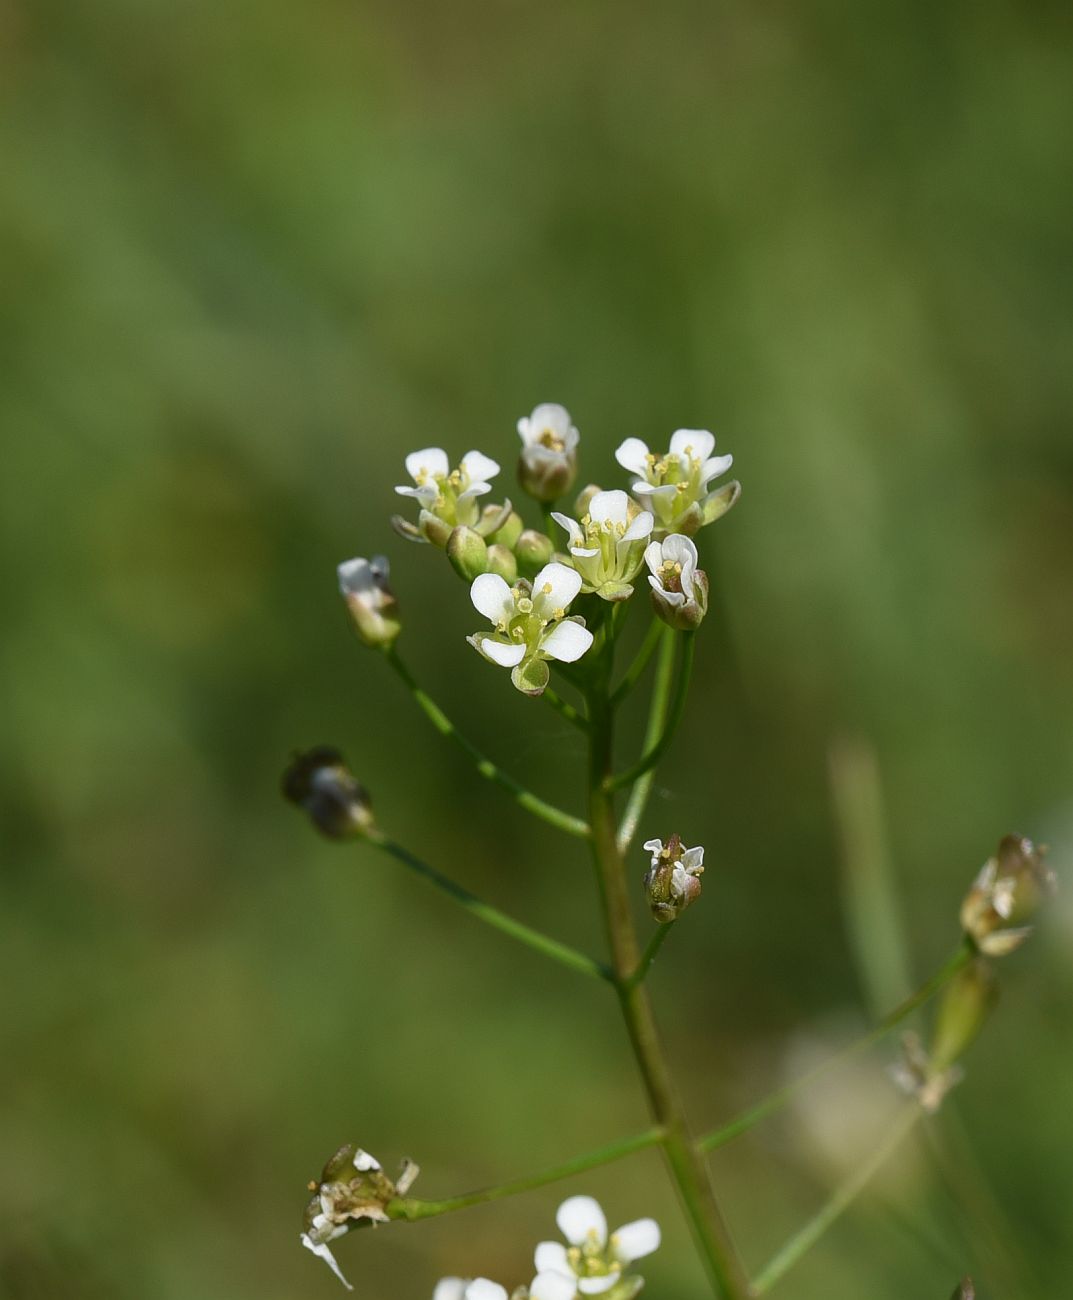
[346,404,739,692]
[434,1196,660,1300]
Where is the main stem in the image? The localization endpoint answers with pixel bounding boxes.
[586,681,752,1300]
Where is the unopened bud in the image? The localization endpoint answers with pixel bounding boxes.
[950,1280,975,1300]
[488,509,524,550]
[642,834,705,922]
[929,958,998,1074]
[447,526,489,581]
[573,483,602,519]
[960,834,1055,956]
[514,529,555,575]
[338,556,401,649]
[418,509,454,548]
[486,543,518,582]
[282,747,374,839]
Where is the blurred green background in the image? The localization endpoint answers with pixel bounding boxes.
[3,1,1072,1297]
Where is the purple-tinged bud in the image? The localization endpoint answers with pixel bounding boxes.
[338,556,401,649]
[642,833,705,922]
[960,834,1055,956]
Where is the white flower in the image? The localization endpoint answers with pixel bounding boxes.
[517,403,580,502]
[337,555,402,648]
[643,534,708,631]
[393,447,507,546]
[615,430,737,536]
[533,1196,660,1296]
[434,1279,518,1300]
[642,836,705,922]
[551,489,653,601]
[468,562,593,696]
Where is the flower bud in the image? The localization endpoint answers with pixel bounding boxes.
[573,483,602,519]
[419,508,454,548]
[487,509,524,550]
[950,1280,975,1300]
[960,834,1055,956]
[516,402,579,503]
[514,528,556,575]
[282,747,374,839]
[337,556,401,649]
[447,526,489,581]
[486,543,518,582]
[642,834,705,922]
[929,958,999,1074]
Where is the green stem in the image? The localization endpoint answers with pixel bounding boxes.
[542,685,588,730]
[385,648,590,839]
[616,628,676,853]
[625,922,675,990]
[607,633,695,792]
[751,1104,922,1293]
[611,618,665,706]
[389,1128,665,1222]
[697,940,972,1153]
[366,829,610,983]
[587,678,752,1300]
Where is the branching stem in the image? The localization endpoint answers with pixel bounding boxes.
[696,940,972,1153]
[751,1104,923,1293]
[389,1128,665,1222]
[365,829,610,983]
[385,648,590,839]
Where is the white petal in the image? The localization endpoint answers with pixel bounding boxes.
[434,1280,469,1300]
[570,545,601,559]
[681,846,705,873]
[352,1148,381,1171]
[542,620,593,664]
[698,453,733,486]
[405,447,449,482]
[557,1196,608,1247]
[643,541,664,577]
[395,483,440,505]
[457,480,493,503]
[577,1275,620,1295]
[523,403,574,446]
[461,450,501,483]
[531,561,582,616]
[470,573,515,624]
[534,1242,571,1276]
[622,511,654,543]
[300,1234,354,1291]
[615,437,651,477]
[669,429,714,462]
[588,490,630,527]
[551,511,585,548]
[465,1281,509,1300]
[642,839,664,855]
[338,557,375,595]
[610,1218,661,1263]
[478,637,527,668]
[530,1272,578,1300]
[662,533,698,590]
[630,481,657,496]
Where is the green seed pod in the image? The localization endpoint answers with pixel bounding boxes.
[929,958,999,1074]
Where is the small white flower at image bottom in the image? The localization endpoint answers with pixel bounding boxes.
[533,1196,660,1296]
[435,1278,529,1300]
[467,561,594,696]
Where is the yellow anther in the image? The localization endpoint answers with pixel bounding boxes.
[538,429,565,452]
[541,582,553,595]
[553,607,565,620]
